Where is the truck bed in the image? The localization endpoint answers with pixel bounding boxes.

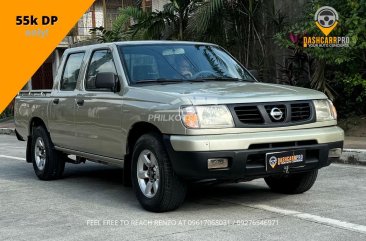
[15,90,53,139]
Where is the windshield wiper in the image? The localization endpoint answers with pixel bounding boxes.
[134,79,183,85]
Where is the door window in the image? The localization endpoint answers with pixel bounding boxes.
[85,50,117,90]
[60,52,85,91]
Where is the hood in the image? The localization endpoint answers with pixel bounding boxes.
[136,81,327,105]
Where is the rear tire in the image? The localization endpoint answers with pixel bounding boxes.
[131,133,186,212]
[264,169,318,194]
[31,126,65,180]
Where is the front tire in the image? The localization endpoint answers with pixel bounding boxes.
[31,126,65,180]
[264,169,318,194]
[131,133,186,212]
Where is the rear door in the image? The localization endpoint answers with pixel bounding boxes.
[48,51,85,149]
[74,48,124,159]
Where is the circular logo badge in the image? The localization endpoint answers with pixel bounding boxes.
[315,6,338,28]
[270,107,283,121]
[269,156,277,168]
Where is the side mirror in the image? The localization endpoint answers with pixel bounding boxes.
[95,72,118,92]
[249,69,259,80]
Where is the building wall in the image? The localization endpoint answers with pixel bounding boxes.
[30,53,54,89]
[152,0,169,11]
[77,1,104,38]
[28,0,136,90]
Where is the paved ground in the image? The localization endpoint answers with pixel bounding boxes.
[0,135,366,241]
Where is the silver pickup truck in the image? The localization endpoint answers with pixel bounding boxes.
[15,41,344,212]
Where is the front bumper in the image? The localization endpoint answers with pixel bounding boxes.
[164,126,344,180]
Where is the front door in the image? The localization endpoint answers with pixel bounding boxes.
[48,52,85,149]
[73,49,123,159]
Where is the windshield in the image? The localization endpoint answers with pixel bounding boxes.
[118,44,255,84]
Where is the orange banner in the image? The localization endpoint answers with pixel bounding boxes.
[0,0,95,113]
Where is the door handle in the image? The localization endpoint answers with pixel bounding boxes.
[76,99,84,106]
[53,98,59,104]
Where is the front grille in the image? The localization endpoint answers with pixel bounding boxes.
[234,106,264,124]
[265,105,286,122]
[229,101,315,127]
[291,103,311,122]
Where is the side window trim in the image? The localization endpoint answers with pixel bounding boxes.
[60,51,85,91]
[84,48,118,92]
[117,47,133,85]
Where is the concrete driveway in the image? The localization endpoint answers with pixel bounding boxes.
[0,135,365,241]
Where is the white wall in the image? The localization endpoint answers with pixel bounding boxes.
[152,0,170,12]
[78,3,104,36]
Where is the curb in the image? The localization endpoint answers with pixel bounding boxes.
[0,128,15,136]
[0,117,14,123]
[337,148,366,166]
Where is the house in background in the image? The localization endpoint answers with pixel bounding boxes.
[22,36,71,90]
[152,0,169,11]
[24,0,152,91]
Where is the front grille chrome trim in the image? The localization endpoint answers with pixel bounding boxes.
[228,100,315,128]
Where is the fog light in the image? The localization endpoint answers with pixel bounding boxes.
[208,158,228,169]
[329,148,342,158]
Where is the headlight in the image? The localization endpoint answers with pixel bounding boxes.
[181,105,234,128]
[313,99,337,121]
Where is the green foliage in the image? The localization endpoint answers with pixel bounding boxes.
[332,73,366,117]
[274,0,366,114]
[187,0,266,67]
[340,73,366,104]
[91,0,269,70]
[275,0,365,64]
[90,1,201,41]
[89,6,151,42]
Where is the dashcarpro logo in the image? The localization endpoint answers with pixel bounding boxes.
[269,156,277,169]
[315,6,338,36]
[303,6,349,48]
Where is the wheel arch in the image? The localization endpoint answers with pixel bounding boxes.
[29,117,48,136]
[123,121,162,186]
[26,117,49,163]
[126,122,162,156]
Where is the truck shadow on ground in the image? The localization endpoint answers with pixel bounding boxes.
[58,162,286,211]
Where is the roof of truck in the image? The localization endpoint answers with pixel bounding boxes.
[66,40,217,52]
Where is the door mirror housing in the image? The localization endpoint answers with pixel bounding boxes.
[95,72,119,92]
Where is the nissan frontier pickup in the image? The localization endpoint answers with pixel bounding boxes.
[14,41,344,212]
